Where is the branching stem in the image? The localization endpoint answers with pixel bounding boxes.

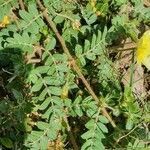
[36,0,116,128]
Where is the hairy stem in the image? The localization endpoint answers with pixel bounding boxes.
[36,0,116,128]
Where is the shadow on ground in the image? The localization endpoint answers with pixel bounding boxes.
[0,48,33,149]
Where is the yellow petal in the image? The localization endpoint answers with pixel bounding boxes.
[61,84,69,99]
[0,16,10,28]
[136,30,150,70]
[142,55,150,70]
[3,16,10,25]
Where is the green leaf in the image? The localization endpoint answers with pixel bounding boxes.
[96,30,102,44]
[44,76,62,86]
[36,121,50,130]
[45,56,53,65]
[97,122,108,133]
[46,129,57,140]
[35,66,50,74]
[0,101,9,113]
[88,14,97,25]
[40,136,49,150]
[102,26,107,40]
[81,130,93,139]
[56,64,68,72]
[0,137,13,148]
[75,44,83,57]
[27,131,43,142]
[28,71,38,83]
[91,34,97,49]
[93,141,105,150]
[73,96,82,116]
[83,96,93,102]
[31,79,43,92]
[64,98,72,107]
[95,129,105,139]
[74,95,82,104]
[28,3,38,16]
[99,115,109,124]
[54,15,64,24]
[45,37,56,50]
[81,139,93,150]
[42,108,53,119]
[74,105,83,117]
[79,56,86,66]
[84,39,90,52]
[38,97,51,110]
[47,66,56,75]
[19,10,32,22]
[53,53,68,62]
[85,119,95,129]
[49,86,61,96]
[126,118,134,130]
[51,96,63,107]
[12,89,23,102]
[38,89,47,101]
[6,32,34,52]
[86,52,96,60]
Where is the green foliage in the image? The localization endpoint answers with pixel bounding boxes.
[0,0,149,149]
[81,114,108,150]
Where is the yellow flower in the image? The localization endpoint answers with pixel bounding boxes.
[61,84,69,99]
[72,19,81,30]
[137,30,150,70]
[0,16,10,28]
[90,0,96,7]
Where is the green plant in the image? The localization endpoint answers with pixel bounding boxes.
[0,0,149,149]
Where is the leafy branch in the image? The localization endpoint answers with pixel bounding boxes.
[0,0,149,149]
[36,0,116,128]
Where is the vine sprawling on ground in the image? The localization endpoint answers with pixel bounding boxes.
[0,0,149,149]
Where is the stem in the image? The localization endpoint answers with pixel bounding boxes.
[19,0,25,10]
[64,116,79,150]
[116,123,141,144]
[109,42,136,52]
[130,50,135,87]
[36,0,116,128]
